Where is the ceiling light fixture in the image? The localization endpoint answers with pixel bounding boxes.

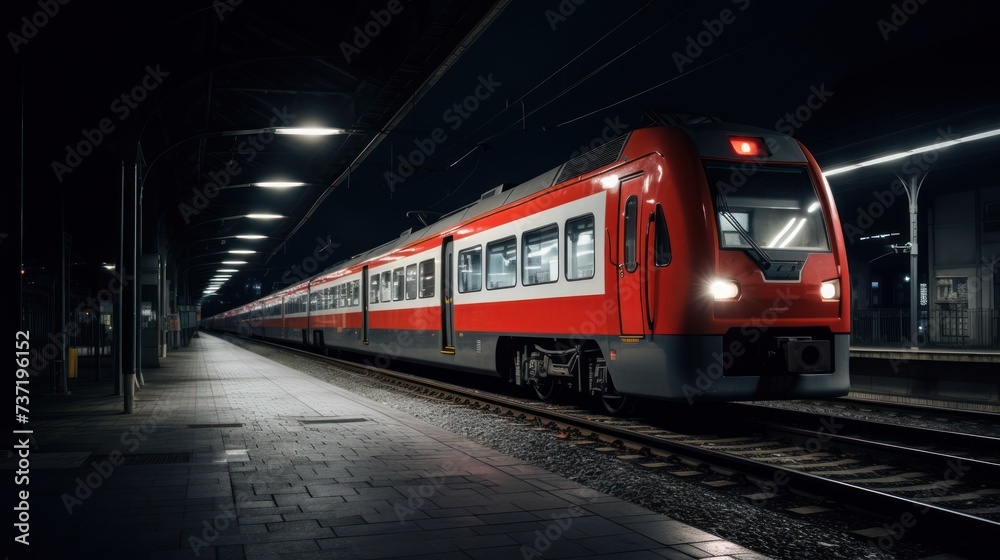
[253,182,305,188]
[274,127,345,136]
[823,125,1000,176]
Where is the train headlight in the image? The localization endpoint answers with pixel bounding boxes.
[820,279,840,300]
[710,279,741,300]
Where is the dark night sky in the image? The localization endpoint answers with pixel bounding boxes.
[8,0,1000,313]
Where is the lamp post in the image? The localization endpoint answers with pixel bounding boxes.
[896,173,928,349]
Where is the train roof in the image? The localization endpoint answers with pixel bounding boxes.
[330,132,633,273]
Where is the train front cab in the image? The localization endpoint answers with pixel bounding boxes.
[608,124,850,403]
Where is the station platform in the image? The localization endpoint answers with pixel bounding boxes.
[847,346,1000,413]
[11,334,769,560]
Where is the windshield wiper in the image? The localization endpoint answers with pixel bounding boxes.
[717,194,772,270]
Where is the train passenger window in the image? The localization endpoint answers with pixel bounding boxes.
[419,259,435,298]
[405,264,418,300]
[392,268,404,301]
[458,246,482,293]
[380,271,392,303]
[624,195,638,273]
[522,224,559,285]
[338,284,347,309]
[566,214,595,280]
[310,290,321,311]
[486,237,517,289]
[370,276,380,304]
[352,280,360,306]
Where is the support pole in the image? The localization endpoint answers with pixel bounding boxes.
[124,157,138,413]
[897,173,928,349]
[114,162,123,396]
[909,201,919,349]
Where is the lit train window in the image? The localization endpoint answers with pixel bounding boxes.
[566,214,595,280]
[380,271,392,303]
[418,259,435,298]
[486,237,517,289]
[370,276,380,304]
[405,264,418,300]
[458,246,482,293]
[654,205,672,267]
[351,280,360,306]
[624,196,638,273]
[392,268,404,301]
[522,224,559,286]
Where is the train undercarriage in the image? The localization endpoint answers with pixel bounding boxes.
[506,337,636,415]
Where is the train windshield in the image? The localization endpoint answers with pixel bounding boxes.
[705,163,830,252]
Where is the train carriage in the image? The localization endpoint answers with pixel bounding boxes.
[206,117,850,412]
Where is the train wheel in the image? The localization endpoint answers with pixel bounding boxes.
[532,377,562,401]
[597,376,636,416]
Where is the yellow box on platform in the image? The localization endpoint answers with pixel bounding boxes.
[67,347,78,378]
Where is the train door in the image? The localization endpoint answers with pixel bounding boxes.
[362,266,369,344]
[617,176,648,336]
[441,237,455,354]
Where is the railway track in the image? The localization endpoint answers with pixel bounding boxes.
[225,333,1000,550]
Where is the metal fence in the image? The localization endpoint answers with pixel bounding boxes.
[851,308,1000,349]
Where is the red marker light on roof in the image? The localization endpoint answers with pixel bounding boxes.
[728,136,765,157]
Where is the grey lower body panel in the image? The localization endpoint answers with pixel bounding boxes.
[264,326,849,403]
[609,334,850,403]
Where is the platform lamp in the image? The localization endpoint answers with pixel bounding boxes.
[823,125,1000,350]
[121,127,353,414]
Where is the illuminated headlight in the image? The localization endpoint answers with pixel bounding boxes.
[820,279,840,300]
[710,279,740,300]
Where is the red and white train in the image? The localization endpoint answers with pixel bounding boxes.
[206,117,850,412]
